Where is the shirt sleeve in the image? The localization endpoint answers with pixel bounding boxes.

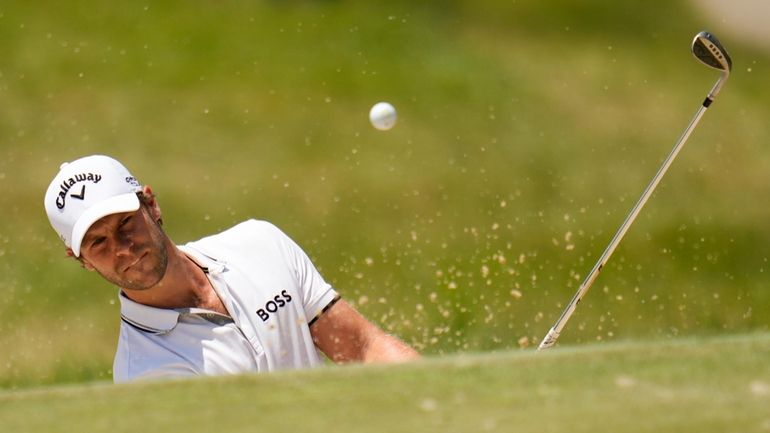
[269,223,339,323]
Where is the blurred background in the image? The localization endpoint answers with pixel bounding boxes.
[0,0,767,389]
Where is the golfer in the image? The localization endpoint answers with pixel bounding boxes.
[44,155,419,383]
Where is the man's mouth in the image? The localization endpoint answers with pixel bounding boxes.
[123,251,147,273]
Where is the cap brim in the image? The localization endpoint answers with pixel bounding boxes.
[70,193,141,257]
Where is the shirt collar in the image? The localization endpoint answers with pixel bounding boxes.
[178,244,228,276]
[118,246,228,334]
[119,292,180,335]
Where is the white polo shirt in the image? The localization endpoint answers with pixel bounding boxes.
[113,220,339,383]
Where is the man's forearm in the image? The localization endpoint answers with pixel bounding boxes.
[310,299,420,364]
[362,332,421,363]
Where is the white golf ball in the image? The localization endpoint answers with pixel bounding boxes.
[369,102,397,131]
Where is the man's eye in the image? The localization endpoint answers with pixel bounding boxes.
[120,215,132,227]
[92,237,106,247]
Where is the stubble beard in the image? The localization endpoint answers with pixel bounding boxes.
[118,247,168,291]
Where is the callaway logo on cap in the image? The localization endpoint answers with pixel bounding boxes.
[44,155,142,257]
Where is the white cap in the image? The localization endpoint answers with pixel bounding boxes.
[44,155,142,257]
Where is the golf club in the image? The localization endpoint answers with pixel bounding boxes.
[537,31,732,351]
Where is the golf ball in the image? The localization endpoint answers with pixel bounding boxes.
[369,102,397,131]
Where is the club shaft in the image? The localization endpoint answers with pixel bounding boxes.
[537,87,719,351]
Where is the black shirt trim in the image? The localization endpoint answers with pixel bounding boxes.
[308,295,342,327]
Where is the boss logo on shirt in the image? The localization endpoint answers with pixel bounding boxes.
[256,290,293,321]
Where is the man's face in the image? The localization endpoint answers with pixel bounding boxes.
[79,205,168,290]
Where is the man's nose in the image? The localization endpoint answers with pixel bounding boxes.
[114,233,133,255]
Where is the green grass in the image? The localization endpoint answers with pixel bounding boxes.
[2,332,770,433]
[1,0,769,387]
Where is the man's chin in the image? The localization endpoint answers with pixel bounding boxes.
[97,248,168,291]
[118,277,159,291]
[110,265,167,291]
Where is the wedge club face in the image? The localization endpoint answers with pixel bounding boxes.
[692,31,732,73]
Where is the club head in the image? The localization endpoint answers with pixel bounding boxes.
[692,31,732,74]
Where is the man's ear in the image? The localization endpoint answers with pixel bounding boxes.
[66,248,95,271]
[140,185,162,223]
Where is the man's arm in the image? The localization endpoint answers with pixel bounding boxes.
[310,299,420,364]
